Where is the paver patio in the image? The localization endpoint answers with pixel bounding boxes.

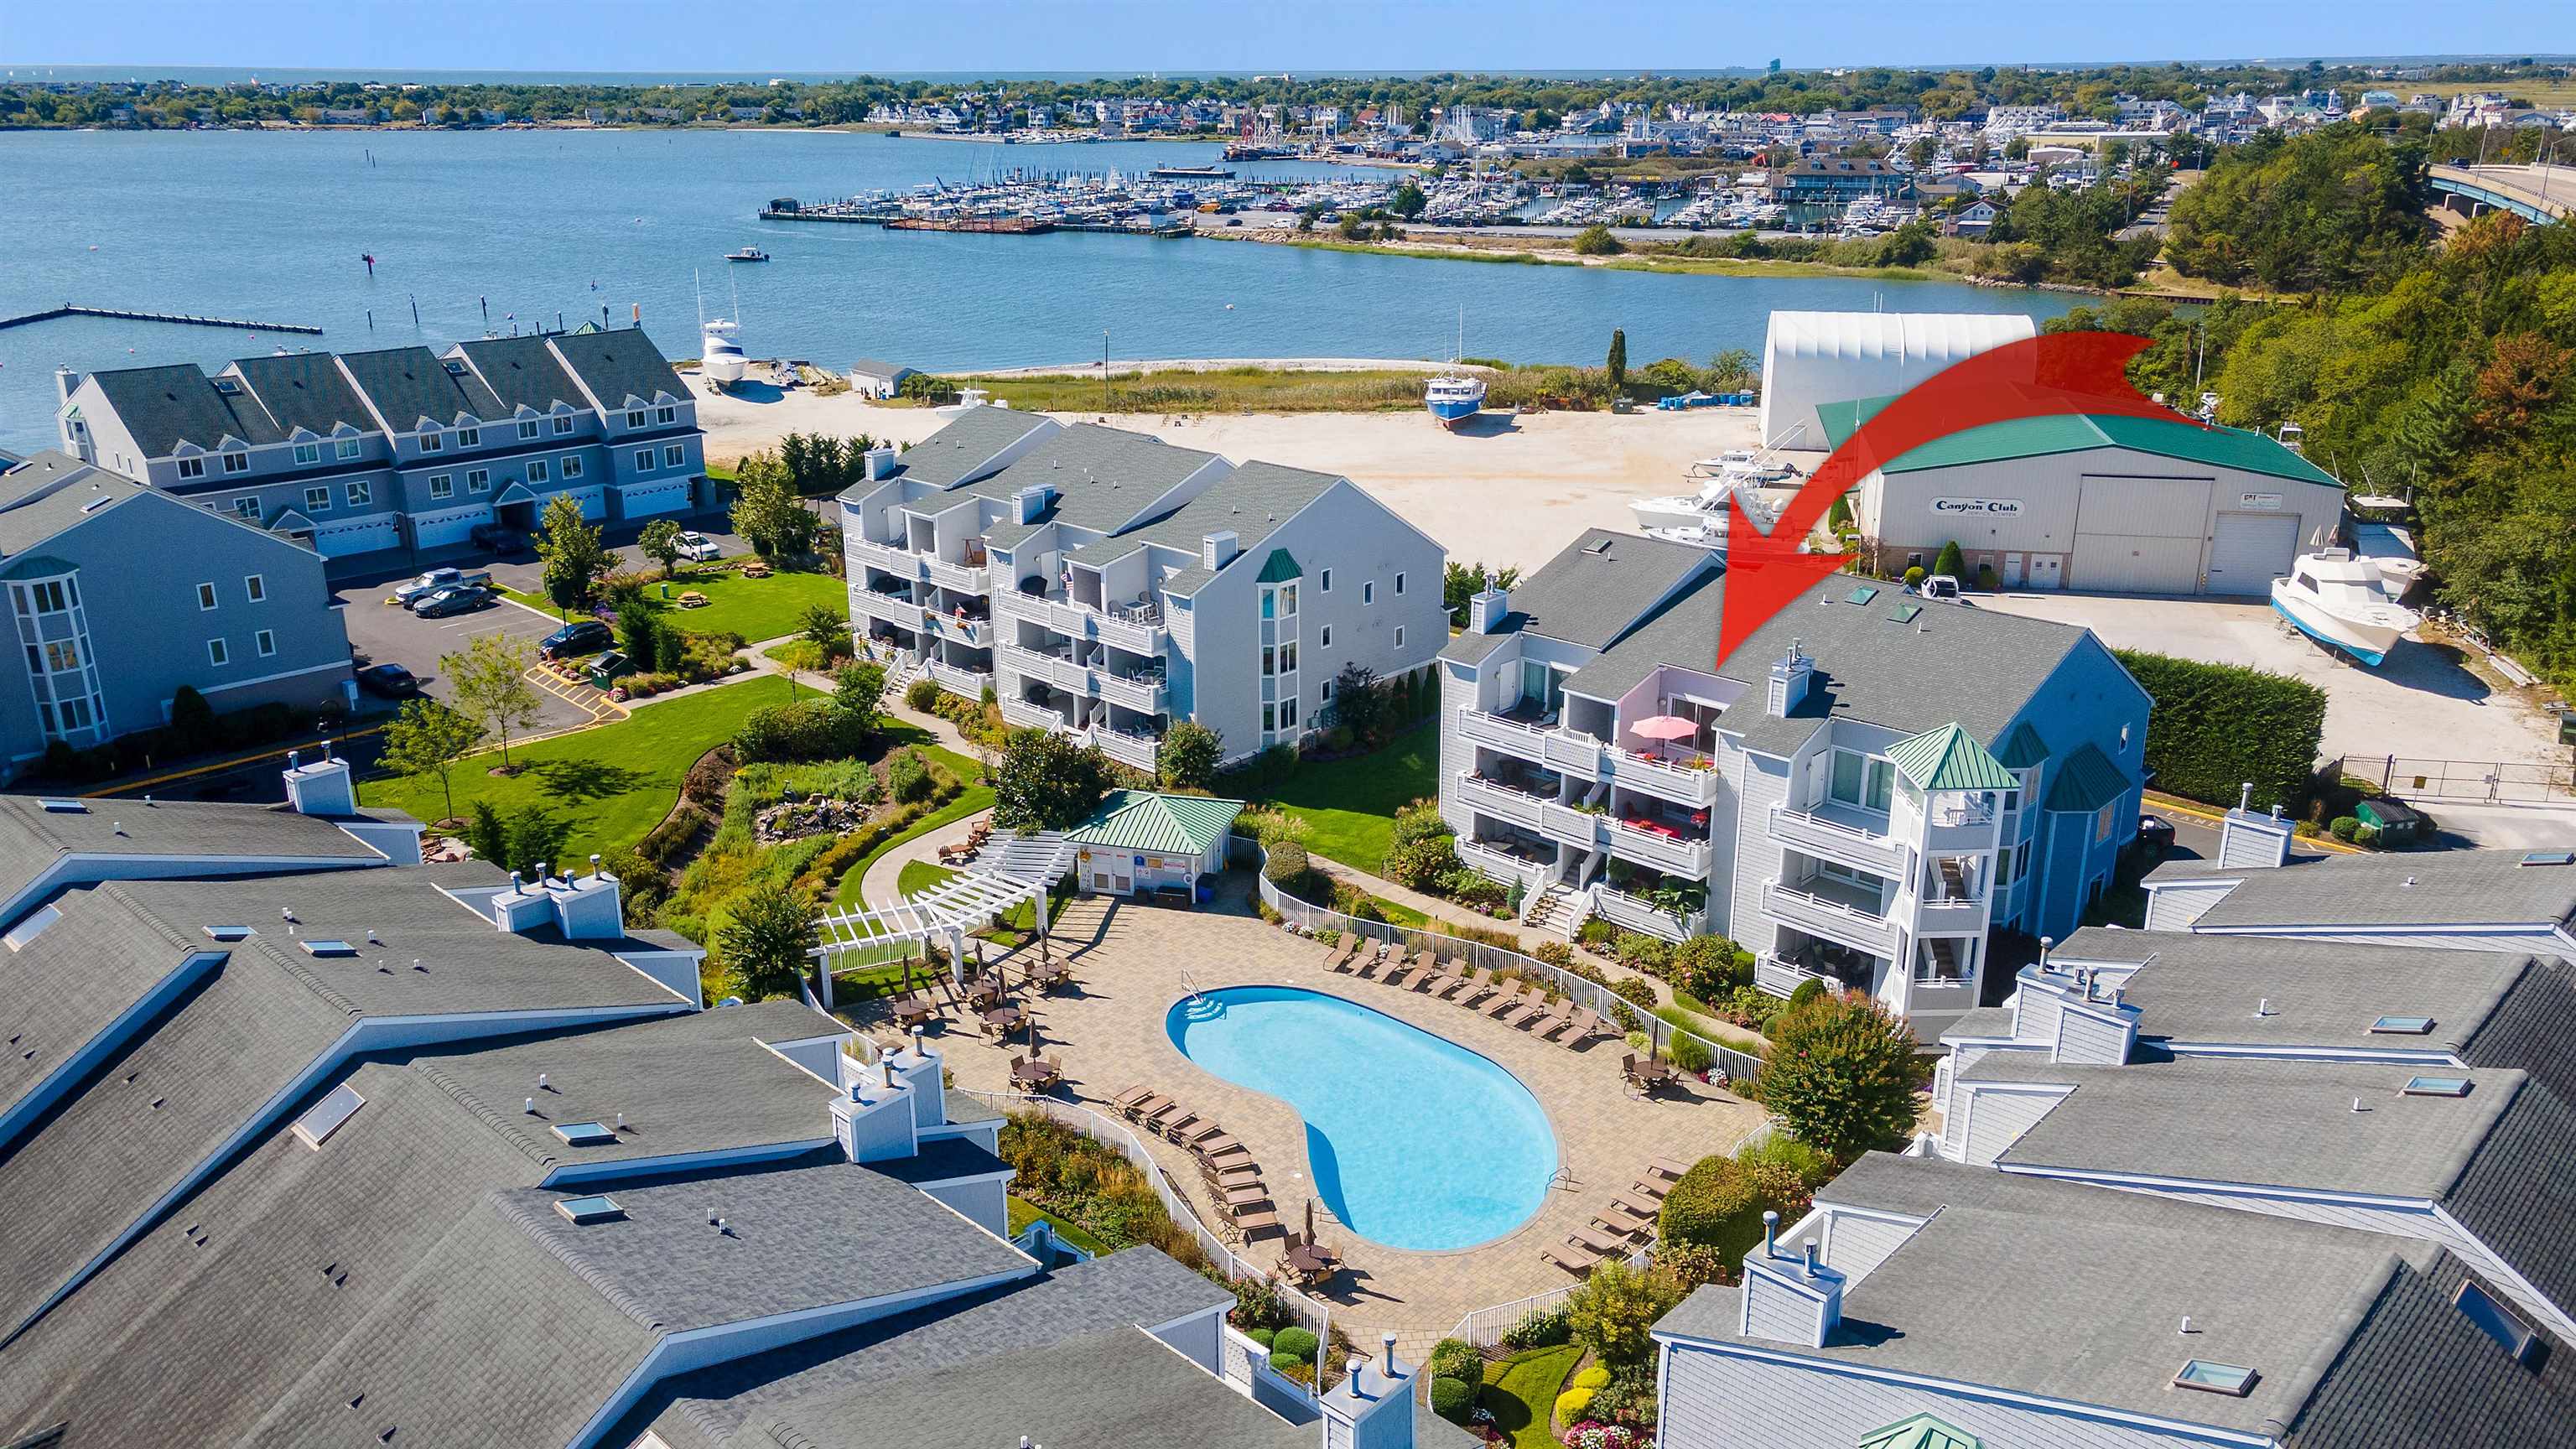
[839,875,1768,1342]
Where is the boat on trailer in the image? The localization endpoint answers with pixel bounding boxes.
[2272,549,2419,667]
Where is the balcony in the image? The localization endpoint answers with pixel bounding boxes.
[1591,886,1692,943]
[998,643,1089,694]
[1458,708,1551,759]
[1754,954,1834,1000]
[1609,748,1721,808]
[848,536,925,579]
[1607,818,1711,877]
[1093,725,1161,772]
[924,610,991,648]
[1763,878,1898,958]
[1093,667,1167,714]
[1540,729,1606,781]
[1456,837,1548,893]
[926,659,991,699]
[1084,598,1168,656]
[922,553,989,594]
[1000,697,1069,732]
[1912,895,1988,936]
[1456,771,1546,832]
[1537,800,1607,852]
[1923,798,2001,854]
[1769,803,1909,880]
[851,585,926,633]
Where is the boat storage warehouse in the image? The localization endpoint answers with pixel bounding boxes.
[1818,398,2345,595]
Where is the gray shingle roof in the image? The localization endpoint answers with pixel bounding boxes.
[455,334,589,415]
[0,796,393,906]
[335,344,505,428]
[968,423,1223,545]
[81,361,285,454]
[1104,459,1348,597]
[0,449,118,512]
[544,326,688,409]
[859,1135,1009,1186]
[868,408,1057,492]
[226,351,376,439]
[1964,1052,2521,1200]
[2439,1076,2576,1341]
[2145,850,2576,931]
[2462,957,2576,1104]
[1656,1154,2420,1438]
[2049,927,2530,1056]
[1441,528,1714,670]
[2284,1254,2576,1449]
[0,465,147,555]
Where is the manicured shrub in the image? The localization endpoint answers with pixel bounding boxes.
[903,676,940,711]
[1758,995,1924,1158]
[1382,804,1460,890]
[1566,1257,1681,1370]
[1903,564,1928,588]
[1931,540,1966,579]
[1788,977,1828,1011]
[2329,814,2361,841]
[733,698,860,763]
[1572,1365,1612,1391]
[1248,1327,1277,1348]
[1262,839,1313,887]
[1658,1156,1769,1271]
[1270,1326,1319,1368]
[1576,917,1618,948]
[1427,1338,1484,1390]
[1556,1386,1597,1422]
[2113,648,2326,813]
[1609,975,1660,1010]
[1431,1376,1476,1423]
[1501,1304,1572,1349]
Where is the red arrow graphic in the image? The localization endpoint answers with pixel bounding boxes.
[1716,330,2189,663]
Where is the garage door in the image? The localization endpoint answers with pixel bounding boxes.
[2072,534,2205,593]
[2206,512,2300,595]
[2074,475,2210,594]
[312,515,401,559]
[564,486,606,522]
[615,479,692,519]
[412,505,490,550]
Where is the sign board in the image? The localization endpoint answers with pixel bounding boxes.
[2236,491,2283,511]
[1930,496,2024,517]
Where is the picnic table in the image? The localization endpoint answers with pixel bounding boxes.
[891,997,936,1027]
[980,1004,1025,1032]
[1010,1057,1057,1088]
[1285,1243,1337,1275]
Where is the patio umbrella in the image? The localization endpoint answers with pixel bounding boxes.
[1632,714,1696,742]
[1303,1197,1316,1244]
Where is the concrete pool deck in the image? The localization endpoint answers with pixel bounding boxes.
[840,878,1769,1346]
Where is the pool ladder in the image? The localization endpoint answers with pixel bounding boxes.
[1180,967,1205,1005]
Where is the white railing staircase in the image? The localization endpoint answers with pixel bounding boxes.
[1521,881,1585,940]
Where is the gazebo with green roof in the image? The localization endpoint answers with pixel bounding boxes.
[1066,790,1245,906]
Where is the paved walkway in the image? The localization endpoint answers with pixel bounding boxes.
[846,878,1768,1342]
[854,805,994,911]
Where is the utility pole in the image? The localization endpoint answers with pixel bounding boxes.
[1100,329,1110,413]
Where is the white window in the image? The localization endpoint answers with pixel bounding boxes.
[626,409,647,428]
[1262,646,1275,677]
[428,474,454,500]
[176,456,205,480]
[2118,723,2132,754]
[662,444,685,467]
[304,485,332,512]
[231,496,259,518]
[1830,749,1894,813]
[656,404,677,425]
[1393,626,1405,649]
[467,469,490,493]
[517,418,540,440]
[293,442,320,465]
[221,451,249,474]
[206,637,229,667]
[553,414,574,435]
[1263,703,1275,732]
[527,460,551,483]
[253,629,276,657]
[1281,698,1299,728]
[457,427,480,446]
[43,638,79,673]
[1320,625,1332,647]
[335,438,361,460]
[418,430,443,453]
[345,480,371,507]
[1361,580,1375,605]
[1322,677,1334,701]
[1320,569,1331,592]
[561,454,584,480]
[1394,571,1405,595]
[244,574,266,603]
[1280,641,1298,673]
[633,449,655,471]
[1280,583,1296,616]
[195,581,218,611]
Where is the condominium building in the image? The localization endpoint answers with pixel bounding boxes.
[1436,530,2149,1041]
[0,753,1460,1449]
[0,449,354,766]
[842,408,1446,772]
[53,326,705,570]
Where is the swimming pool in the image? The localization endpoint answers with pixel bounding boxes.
[1166,985,1558,1251]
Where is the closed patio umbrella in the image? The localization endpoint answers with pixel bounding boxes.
[1303,1197,1316,1244]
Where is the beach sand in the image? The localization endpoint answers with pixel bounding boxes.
[693,379,1762,573]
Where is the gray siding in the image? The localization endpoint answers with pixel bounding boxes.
[1725,751,1795,953]
[2145,883,2231,932]
[1742,1278,1818,1345]
[2056,1002,2130,1063]
[1956,1083,2070,1166]
[1820,1209,1925,1289]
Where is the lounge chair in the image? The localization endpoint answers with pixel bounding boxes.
[1382,949,1420,988]
[1228,1203,1283,1239]
[1201,1156,1263,1187]
[1568,1224,1632,1255]
[1562,1007,1611,1046]
[1413,963,1459,996]
[1542,1242,1604,1276]
[1592,1202,1654,1238]
[1192,1135,1252,1165]
[1133,1096,1182,1130]
[1423,968,1469,1000]
[1648,1156,1695,1182]
[1112,1085,1156,1115]
[1168,1116,1226,1146]
[1158,1110,1208,1141]
[1454,968,1498,1008]
[1630,1176,1674,1202]
[1483,982,1532,1020]
[1353,947,1389,980]
[1610,1191,1665,1222]
[1326,937,1360,972]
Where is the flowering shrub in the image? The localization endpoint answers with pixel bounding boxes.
[1561,1424,1654,1449]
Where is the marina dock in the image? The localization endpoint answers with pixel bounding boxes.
[0,304,323,336]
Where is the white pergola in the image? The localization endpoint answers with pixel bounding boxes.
[806,832,1079,1010]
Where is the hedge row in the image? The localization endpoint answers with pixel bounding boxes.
[2113,648,2324,812]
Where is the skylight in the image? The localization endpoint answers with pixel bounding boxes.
[2454,1280,2537,1363]
[38,798,86,813]
[3,905,61,953]
[555,1194,626,1224]
[292,1083,365,1149]
[1889,604,1923,624]
[2173,1360,2258,1397]
[1846,584,1880,605]
[298,938,359,958]
[204,925,255,942]
[551,1121,619,1147]
[2518,850,2573,866]
[2368,1015,2435,1035]
[2402,1076,2474,1098]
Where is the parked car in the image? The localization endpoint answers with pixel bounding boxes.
[2135,813,2176,859]
[470,522,529,554]
[540,619,615,660]
[676,530,721,563]
[413,584,495,618]
[392,567,491,605]
[355,662,418,698]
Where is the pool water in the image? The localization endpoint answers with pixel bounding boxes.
[1166,985,1558,1251]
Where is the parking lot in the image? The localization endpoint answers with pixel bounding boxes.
[337,576,600,735]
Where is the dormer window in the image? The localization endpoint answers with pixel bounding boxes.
[177,457,205,480]
[626,409,647,428]
[657,405,677,425]
[553,414,574,435]
[458,427,480,447]
[221,452,249,475]
[518,419,540,440]
[419,430,444,453]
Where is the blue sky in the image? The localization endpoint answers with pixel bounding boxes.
[2,1,2556,75]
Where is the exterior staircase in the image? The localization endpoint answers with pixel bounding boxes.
[1522,882,1585,940]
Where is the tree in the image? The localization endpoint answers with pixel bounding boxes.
[1389,179,1427,218]
[1443,561,1519,627]
[1571,222,1623,256]
[798,601,851,660]
[1564,1256,1680,1371]
[534,495,611,615]
[442,630,544,769]
[636,517,686,577]
[616,602,660,672]
[1329,662,1390,745]
[1156,719,1223,790]
[714,882,818,1003]
[1756,995,1924,1159]
[832,661,886,734]
[1930,539,1966,579]
[731,451,819,560]
[991,728,1113,832]
[379,698,484,825]
[1606,328,1628,392]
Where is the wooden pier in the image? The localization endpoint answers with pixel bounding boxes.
[0,304,324,336]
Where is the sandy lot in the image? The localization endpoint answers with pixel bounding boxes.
[1975,590,2565,771]
[693,379,1759,574]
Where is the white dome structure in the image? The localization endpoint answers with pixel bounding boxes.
[1759,311,2040,453]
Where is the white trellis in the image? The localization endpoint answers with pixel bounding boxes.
[806,832,1078,1010]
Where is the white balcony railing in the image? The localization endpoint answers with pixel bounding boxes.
[926,659,991,699]
[1455,772,1546,832]
[848,537,925,579]
[852,586,927,632]
[1607,820,1711,877]
[1458,709,1551,758]
[924,611,990,648]
[1754,953,1834,1000]
[1912,896,1988,935]
[998,643,1088,694]
[923,554,989,593]
[1540,729,1606,780]
[1537,801,1608,851]
[1923,799,2002,854]
[1000,697,1068,732]
[1609,748,1721,808]
[1084,600,1168,656]
[1092,670,1167,714]
[1763,879,1898,958]
[1455,838,1547,894]
[1590,886,1692,943]
[1768,804,1909,879]
[1093,726,1161,772]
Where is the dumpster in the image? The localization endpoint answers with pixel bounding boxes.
[586,651,632,690]
[2355,797,2423,846]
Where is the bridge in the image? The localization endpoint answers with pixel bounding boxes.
[2428,164,2573,226]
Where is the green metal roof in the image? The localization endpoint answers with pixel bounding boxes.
[1887,723,2018,792]
[1813,394,2341,489]
[1859,1413,1981,1449]
[1070,790,1246,855]
[1254,548,1303,584]
[1992,719,2051,771]
[2043,740,2134,813]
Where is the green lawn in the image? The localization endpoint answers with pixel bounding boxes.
[1482,1345,1582,1449]
[1264,724,1438,873]
[357,673,799,860]
[506,566,845,644]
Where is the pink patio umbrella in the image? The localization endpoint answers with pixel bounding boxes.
[1631,714,1696,742]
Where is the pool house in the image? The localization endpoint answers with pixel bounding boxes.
[1069,790,1244,906]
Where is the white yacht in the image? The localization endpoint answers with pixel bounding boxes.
[2349,522,2424,602]
[699,316,747,391]
[2271,549,2419,667]
[1629,453,1800,532]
